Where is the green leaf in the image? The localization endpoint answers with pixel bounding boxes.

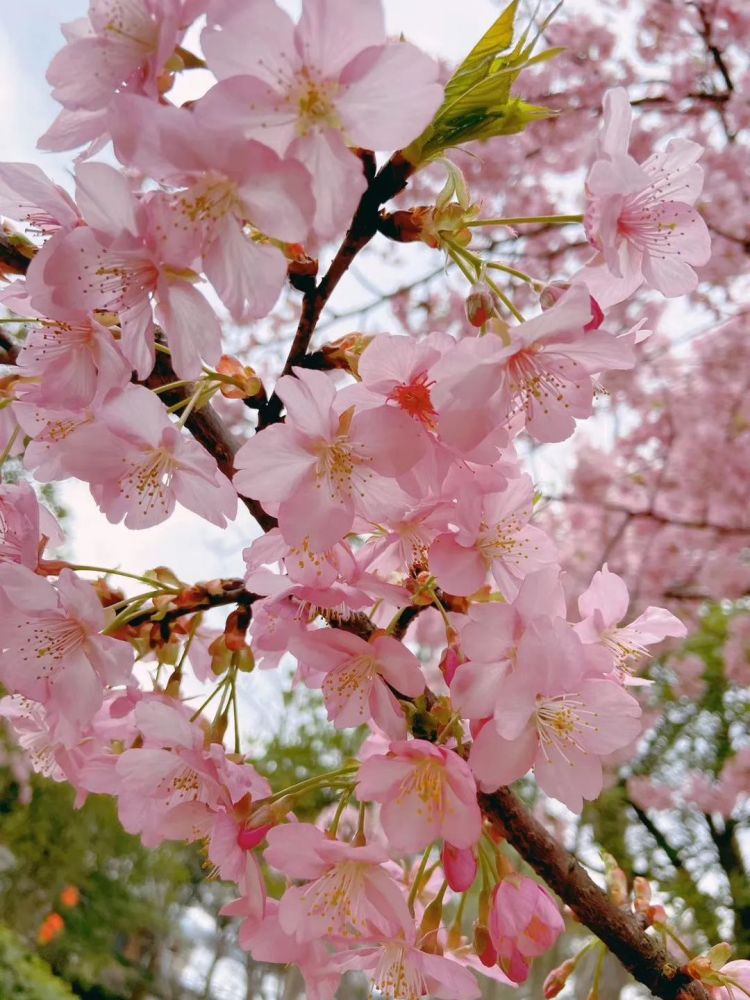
[443,0,518,106]
[403,1,559,164]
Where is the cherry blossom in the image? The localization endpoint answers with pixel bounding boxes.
[41,385,238,529]
[469,617,642,812]
[234,367,424,550]
[583,87,712,304]
[0,566,133,738]
[575,563,687,680]
[290,628,425,737]
[429,474,558,598]
[264,823,412,942]
[199,0,443,237]
[357,739,483,852]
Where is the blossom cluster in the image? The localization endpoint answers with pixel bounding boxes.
[0,0,726,996]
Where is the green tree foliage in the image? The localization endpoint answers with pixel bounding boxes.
[0,925,75,1000]
[0,731,200,999]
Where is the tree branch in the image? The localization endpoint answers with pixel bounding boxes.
[257,152,415,428]
[479,788,711,1000]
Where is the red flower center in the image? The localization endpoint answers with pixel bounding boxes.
[388,372,437,429]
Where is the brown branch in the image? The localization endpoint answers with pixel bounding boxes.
[0,232,33,278]
[123,579,255,630]
[257,152,415,428]
[480,788,711,1000]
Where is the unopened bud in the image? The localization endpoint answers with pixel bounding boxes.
[465,282,498,327]
[442,843,477,892]
[473,923,496,967]
[320,332,373,377]
[543,957,576,997]
[647,904,667,926]
[216,355,264,400]
[419,892,446,955]
[602,852,628,906]
[224,605,252,651]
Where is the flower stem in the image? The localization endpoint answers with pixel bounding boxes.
[485,260,541,286]
[328,787,355,838]
[0,426,20,468]
[408,844,434,913]
[467,214,583,227]
[63,564,182,593]
[262,764,359,806]
[188,678,229,722]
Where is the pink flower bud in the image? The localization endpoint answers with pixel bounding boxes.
[544,957,576,997]
[465,282,497,327]
[489,875,565,984]
[442,843,477,892]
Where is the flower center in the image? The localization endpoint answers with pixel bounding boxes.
[313,437,361,501]
[534,694,594,762]
[288,67,341,136]
[120,447,177,515]
[302,860,369,936]
[388,373,437,429]
[372,943,425,1000]
[176,175,239,226]
[507,348,576,421]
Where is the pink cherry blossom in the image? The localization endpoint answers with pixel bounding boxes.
[199,0,443,238]
[338,937,481,1000]
[40,0,206,153]
[264,822,412,941]
[469,617,642,812]
[109,95,315,320]
[0,565,133,739]
[0,480,61,571]
[357,739,482,853]
[290,628,425,738]
[15,313,131,410]
[431,286,634,448]
[44,384,237,529]
[116,697,269,847]
[0,161,81,236]
[238,900,342,1000]
[583,87,712,304]
[713,961,750,1000]
[234,367,424,551]
[429,474,558,598]
[575,563,686,680]
[27,164,220,378]
[488,875,564,984]
[450,568,566,720]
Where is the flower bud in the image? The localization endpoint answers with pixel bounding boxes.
[216,355,264,400]
[320,332,373,377]
[419,891,446,955]
[544,957,576,997]
[473,922,497,967]
[442,843,477,892]
[465,282,498,327]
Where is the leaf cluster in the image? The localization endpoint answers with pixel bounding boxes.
[404,0,558,164]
